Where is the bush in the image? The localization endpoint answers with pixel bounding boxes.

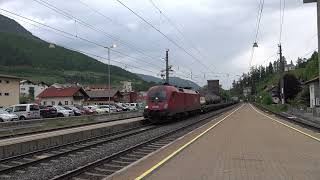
[259,92,272,105]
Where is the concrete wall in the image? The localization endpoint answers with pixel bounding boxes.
[0,77,20,107]
[309,82,320,108]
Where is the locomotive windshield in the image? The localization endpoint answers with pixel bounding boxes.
[148,88,167,102]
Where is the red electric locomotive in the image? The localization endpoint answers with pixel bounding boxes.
[143,85,201,123]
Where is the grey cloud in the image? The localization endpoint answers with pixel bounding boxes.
[0,0,317,88]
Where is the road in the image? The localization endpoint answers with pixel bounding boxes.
[110,103,320,180]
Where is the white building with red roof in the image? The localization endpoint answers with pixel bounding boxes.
[37,87,88,106]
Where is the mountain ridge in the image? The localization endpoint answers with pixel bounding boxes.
[136,73,201,90]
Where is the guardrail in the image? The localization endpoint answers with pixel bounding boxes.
[253,103,320,129]
[0,110,143,129]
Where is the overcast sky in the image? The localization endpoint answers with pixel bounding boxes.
[0,0,317,88]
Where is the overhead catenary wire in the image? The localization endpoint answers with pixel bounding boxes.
[115,0,216,74]
[32,0,165,65]
[249,0,265,67]
[148,0,219,76]
[31,0,207,82]
[0,12,160,75]
[279,0,285,44]
[0,8,164,71]
[76,0,164,52]
[35,0,220,84]
[0,8,208,84]
[148,0,201,55]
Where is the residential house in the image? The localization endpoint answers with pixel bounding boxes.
[305,76,320,108]
[50,83,81,88]
[0,74,21,107]
[85,89,123,105]
[121,81,133,92]
[20,80,48,99]
[265,85,280,104]
[284,63,295,72]
[37,87,88,106]
[122,91,138,103]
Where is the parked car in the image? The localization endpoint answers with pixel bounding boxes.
[75,105,95,115]
[54,106,74,117]
[84,105,102,114]
[39,105,58,118]
[130,103,138,110]
[5,104,40,120]
[111,105,122,112]
[115,103,129,111]
[98,105,111,113]
[63,106,81,116]
[0,110,18,122]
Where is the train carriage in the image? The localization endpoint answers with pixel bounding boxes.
[143,85,201,123]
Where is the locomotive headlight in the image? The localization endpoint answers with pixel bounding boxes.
[145,105,148,109]
[164,103,168,109]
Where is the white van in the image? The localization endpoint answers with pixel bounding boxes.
[5,104,41,120]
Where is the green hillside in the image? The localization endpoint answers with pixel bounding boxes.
[231,51,318,106]
[0,15,154,90]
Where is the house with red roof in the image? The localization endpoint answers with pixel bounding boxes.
[37,87,88,106]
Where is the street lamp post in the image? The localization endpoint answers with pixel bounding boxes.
[105,44,116,115]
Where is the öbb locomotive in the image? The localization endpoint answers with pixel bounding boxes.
[143,85,202,123]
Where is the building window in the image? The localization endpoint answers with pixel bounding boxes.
[0,80,1,83]
[6,80,9,84]
[0,93,2,96]
[4,93,9,96]
[71,101,73,105]
[65,101,68,105]
[21,88,26,91]
[43,101,47,105]
[52,101,55,105]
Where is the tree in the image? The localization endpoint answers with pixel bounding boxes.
[282,74,301,102]
[267,62,273,75]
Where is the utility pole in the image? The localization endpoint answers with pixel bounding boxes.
[165,49,169,84]
[304,0,320,106]
[279,44,285,104]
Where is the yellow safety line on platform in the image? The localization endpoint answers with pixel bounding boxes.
[135,104,245,180]
[250,104,320,142]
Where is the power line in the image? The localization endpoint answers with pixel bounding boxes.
[148,0,201,55]
[0,8,203,83]
[32,0,205,81]
[254,0,265,43]
[115,0,215,74]
[0,12,160,75]
[279,0,285,43]
[249,0,265,67]
[33,0,165,64]
[76,0,164,52]
[34,0,211,83]
[0,8,164,71]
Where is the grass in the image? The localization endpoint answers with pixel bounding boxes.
[259,103,288,113]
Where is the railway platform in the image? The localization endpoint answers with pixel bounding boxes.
[110,104,320,180]
[0,117,144,159]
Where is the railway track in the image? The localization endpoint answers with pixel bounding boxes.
[0,123,155,176]
[0,104,238,179]
[51,105,238,180]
